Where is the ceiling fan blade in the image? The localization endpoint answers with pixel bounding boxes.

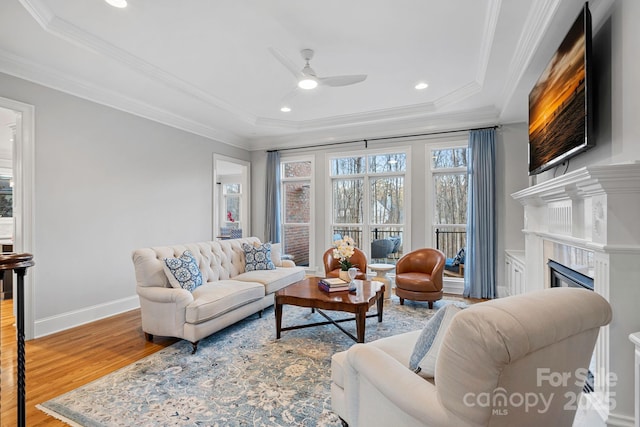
[268,47,303,78]
[319,75,367,87]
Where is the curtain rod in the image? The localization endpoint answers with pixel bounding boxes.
[267,125,500,153]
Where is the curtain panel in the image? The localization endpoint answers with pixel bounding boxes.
[464,128,496,299]
[265,151,281,243]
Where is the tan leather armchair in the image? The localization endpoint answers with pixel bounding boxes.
[323,247,368,280]
[395,248,445,308]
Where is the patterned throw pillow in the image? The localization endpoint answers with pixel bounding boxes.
[409,304,462,378]
[163,250,203,292]
[242,242,275,271]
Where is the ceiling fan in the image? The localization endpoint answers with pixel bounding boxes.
[270,48,367,90]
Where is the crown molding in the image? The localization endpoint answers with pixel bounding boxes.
[18,0,257,125]
[498,0,562,112]
[0,49,249,149]
[249,106,500,151]
[476,0,502,85]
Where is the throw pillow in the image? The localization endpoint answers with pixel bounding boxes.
[270,242,283,267]
[409,304,462,378]
[453,248,466,265]
[242,242,275,271]
[162,250,203,292]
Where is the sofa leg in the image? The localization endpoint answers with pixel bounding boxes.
[399,297,405,305]
[258,309,263,318]
[144,332,154,342]
[191,341,199,354]
[339,417,348,427]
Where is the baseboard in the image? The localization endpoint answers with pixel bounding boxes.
[34,295,140,338]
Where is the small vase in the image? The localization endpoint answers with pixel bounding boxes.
[339,270,351,282]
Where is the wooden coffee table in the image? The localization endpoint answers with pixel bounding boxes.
[275,276,385,343]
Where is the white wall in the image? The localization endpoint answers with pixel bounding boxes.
[0,72,250,336]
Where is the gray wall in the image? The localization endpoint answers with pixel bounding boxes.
[0,72,249,336]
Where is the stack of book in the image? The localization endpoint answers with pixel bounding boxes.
[318,277,350,292]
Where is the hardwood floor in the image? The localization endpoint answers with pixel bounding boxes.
[0,299,177,426]
[1,291,482,426]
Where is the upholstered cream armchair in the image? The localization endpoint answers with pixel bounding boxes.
[331,287,611,427]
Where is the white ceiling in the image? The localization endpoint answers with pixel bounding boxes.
[0,0,614,151]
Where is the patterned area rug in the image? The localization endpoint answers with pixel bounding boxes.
[38,296,466,427]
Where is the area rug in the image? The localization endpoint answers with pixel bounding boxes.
[38,297,466,427]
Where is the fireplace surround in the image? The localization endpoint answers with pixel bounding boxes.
[512,163,640,426]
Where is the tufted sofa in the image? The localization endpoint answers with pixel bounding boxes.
[132,237,305,353]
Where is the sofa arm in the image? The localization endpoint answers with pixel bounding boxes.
[280,259,296,268]
[137,285,193,306]
[346,344,456,427]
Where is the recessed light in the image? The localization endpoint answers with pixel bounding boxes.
[105,0,127,8]
[415,82,429,90]
[280,106,291,112]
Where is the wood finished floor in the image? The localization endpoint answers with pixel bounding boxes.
[0,292,482,425]
[0,299,177,426]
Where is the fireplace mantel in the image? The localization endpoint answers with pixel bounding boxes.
[512,163,640,426]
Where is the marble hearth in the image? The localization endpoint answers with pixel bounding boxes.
[512,163,640,426]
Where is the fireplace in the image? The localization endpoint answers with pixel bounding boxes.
[548,260,594,291]
[548,259,595,393]
[512,164,640,424]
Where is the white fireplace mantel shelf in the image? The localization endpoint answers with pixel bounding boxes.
[511,162,640,427]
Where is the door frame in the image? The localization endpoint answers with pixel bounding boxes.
[0,96,35,339]
[212,154,250,239]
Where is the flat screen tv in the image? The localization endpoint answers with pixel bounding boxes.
[528,2,593,175]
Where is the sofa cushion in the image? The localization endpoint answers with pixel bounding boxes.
[162,250,203,292]
[234,266,305,294]
[409,304,461,378]
[185,280,264,324]
[242,242,276,271]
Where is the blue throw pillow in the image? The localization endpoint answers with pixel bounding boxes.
[242,243,275,271]
[409,304,462,378]
[162,250,203,292]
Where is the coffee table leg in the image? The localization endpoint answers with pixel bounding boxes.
[377,292,384,322]
[275,301,282,339]
[356,310,366,343]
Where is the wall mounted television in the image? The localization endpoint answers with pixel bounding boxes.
[528,2,594,175]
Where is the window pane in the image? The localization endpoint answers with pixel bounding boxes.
[0,176,12,217]
[433,174,467,224]
[331,226,363,250]
[283,225,309,266]
[223,183,241,194]
[284,161,312,178]
[284,182,310,223]
[331,157,365,176]
[225,196,240,222]
[333,179,363,224]
[432,148,467,169]
[370,177,404,224]
[368,153,406,173]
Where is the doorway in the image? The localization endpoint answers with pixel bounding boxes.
[213,155,250,240]
[0,97,35,340]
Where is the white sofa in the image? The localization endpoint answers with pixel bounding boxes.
[132,237,305,353]
[331,287,612,427]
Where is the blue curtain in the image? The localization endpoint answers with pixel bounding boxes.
[464,128,496,299]
[265,151,281,243]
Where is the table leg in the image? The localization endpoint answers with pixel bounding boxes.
[275,301,282,339]
[377,291,384,322]
[356,309,366,343]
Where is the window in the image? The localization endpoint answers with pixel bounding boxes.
[0,176,12,218]
[223,183,241,226]
[330,151,407,262]
[431,146,467,271]
[281,158,313,267]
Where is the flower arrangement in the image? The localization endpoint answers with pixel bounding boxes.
[332,236,357,271]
